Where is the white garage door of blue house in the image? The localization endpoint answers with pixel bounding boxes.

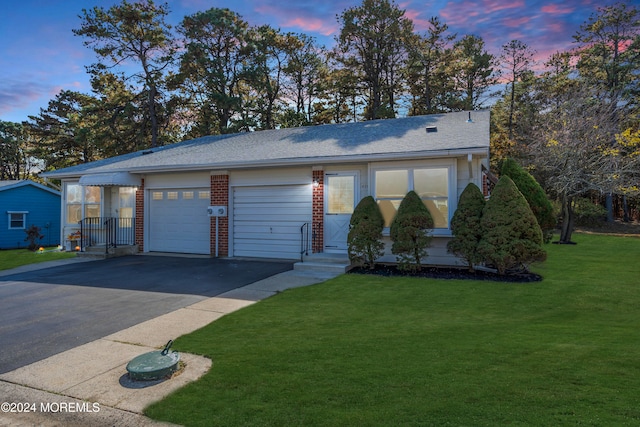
[148,188,210,254]
[233,185,312,259]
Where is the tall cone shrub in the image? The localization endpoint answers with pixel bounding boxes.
[348,196,385,269]
[447,183,485,271]
[390,191,434,271]
[500,158,556,243]
[478,176,546,275]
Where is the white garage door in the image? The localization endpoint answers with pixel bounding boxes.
[233,185,312,259]
[148,188,210,254]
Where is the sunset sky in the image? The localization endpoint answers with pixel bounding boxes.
[0,0,619,123]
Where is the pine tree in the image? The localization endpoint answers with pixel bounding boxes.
[478,176,546,275]
[390,191,434,271]
[447,183,485,271]
[348,196,385,269]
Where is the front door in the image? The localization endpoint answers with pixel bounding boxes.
[324,172,358,252]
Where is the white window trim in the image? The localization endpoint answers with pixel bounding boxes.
[370,159,457,237]
[8,211,28,230]
[63,182,103,226]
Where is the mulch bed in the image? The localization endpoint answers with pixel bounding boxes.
[348,265,542,283]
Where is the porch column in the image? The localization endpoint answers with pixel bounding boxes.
[211,173,229,257]
[135,178,144,251]
[312,167,324,253]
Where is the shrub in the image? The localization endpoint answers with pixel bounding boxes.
[447,183,486,271]
[500,158,556,243]
[478,176,546,275]
[348,196,385,269]
[390,191,434,272]
[573,198,608,227]
[24,225,44,251]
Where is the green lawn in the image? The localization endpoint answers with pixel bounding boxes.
[146,233,640,426]
[0,247,76,271]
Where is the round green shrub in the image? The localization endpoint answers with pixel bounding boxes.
[478,176,547,275]
[500,158,556,243]
[390,191,434,272]
[447,183,485,271]
[348,196,385,269]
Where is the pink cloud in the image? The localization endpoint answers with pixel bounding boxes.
[502,16,531,28]
[254,4,338,36]
[403,8,434,32]
[541,4,575,14]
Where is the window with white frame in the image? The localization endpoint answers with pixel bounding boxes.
[8,211,27,229]
[65,183,102,224]
[374,164,452,230]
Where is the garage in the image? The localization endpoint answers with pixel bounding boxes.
[233,185,312,259]
[148,188,210,254]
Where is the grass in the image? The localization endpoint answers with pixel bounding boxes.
[0,247,76,271]
[146,233,640,426]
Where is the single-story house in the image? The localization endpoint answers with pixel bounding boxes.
[0,180,61,249]
[42,110,490,265]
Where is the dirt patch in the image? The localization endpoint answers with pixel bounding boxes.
[349,265,542,283]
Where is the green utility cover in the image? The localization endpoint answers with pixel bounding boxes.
[126,341,180,381]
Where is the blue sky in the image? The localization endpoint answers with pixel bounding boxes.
[0,0,618,123]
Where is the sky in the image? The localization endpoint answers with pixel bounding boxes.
[0,0,620,123]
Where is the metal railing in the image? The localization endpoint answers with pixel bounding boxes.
[300,222,310,261]
[79,217,136,255]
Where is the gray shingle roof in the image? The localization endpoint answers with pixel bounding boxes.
[44,111,489,179]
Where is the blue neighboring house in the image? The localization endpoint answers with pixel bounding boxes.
[0,180,61,249]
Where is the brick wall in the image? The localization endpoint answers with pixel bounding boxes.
[312,170,324,253]
[135,178,144,251]
[211,174,229,257]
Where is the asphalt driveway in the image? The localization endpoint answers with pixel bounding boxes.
[0,256,293,374]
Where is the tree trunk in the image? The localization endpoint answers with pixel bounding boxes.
[559,195,575,244]
[605,192,614,222]
[623,195,630,222]
[149,85,158,148]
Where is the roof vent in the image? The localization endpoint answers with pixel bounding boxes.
[425,126,438,133]
[467,112,473,123]
[142,149,154,155]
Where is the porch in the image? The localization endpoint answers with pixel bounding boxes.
[77,217,137,258]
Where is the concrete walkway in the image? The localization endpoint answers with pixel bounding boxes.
[0,260,338,427]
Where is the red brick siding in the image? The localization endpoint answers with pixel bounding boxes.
[210,174,229,257]
[312,170,324,253]
[135,178,144,251]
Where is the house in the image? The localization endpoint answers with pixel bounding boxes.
[42,110,490,265]
[0,180,61,249]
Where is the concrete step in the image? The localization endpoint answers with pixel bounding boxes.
[301,253,350,264]
[294,252,351,275]
[293,261,350,274]
[77,245,138,259]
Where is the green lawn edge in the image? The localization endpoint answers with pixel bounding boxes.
[0,248,76,271]
[144,233,640,426]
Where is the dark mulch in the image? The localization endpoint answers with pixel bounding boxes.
[348,265,542,283]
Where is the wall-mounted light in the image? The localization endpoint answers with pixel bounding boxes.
[313,178,320,188]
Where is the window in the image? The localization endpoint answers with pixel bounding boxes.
[374,165,451,229]
[65,183,102,224]
[119,187,135,218]
[8,212,27,229]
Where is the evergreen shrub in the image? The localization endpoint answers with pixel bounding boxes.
[447,183,485,271]
[348,196,385,269]
[478,176,546,275]
[500,158,556,243]
[390,191,434,272]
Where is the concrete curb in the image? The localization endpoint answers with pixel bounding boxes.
[0,266,337,426]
